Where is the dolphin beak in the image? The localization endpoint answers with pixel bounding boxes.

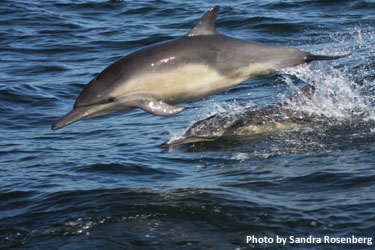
[52,107,92,130]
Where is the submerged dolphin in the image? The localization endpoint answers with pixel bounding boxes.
[162,85,321,147]
[52,6,348,130]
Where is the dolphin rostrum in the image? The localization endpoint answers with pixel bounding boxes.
[52,6,348,130]
[161,85,322,147]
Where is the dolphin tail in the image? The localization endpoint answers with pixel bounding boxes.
[305,53,350,63]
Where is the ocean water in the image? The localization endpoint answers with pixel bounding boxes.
[1,0,374,249]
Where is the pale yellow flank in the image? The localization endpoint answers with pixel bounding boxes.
[113,62,273,104]
[234,122,300,136]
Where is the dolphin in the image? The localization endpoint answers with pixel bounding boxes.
[52,6,348,130]
[161,85,322,147]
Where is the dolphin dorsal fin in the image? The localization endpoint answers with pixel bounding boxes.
[186,6,220,37]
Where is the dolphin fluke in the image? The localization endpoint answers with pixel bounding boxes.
[305,53,350,63]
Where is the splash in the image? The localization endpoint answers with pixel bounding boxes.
[204,100,249,121]
[281,26,375,121]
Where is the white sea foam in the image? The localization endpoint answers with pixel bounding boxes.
[280,26,375,121]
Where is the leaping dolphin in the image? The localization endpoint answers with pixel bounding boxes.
[161,85,321,147]
[52,6,348,130]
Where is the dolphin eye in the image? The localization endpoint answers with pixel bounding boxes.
[107,97,116,102]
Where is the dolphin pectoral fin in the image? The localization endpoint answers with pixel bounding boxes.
[134,99,185,116]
